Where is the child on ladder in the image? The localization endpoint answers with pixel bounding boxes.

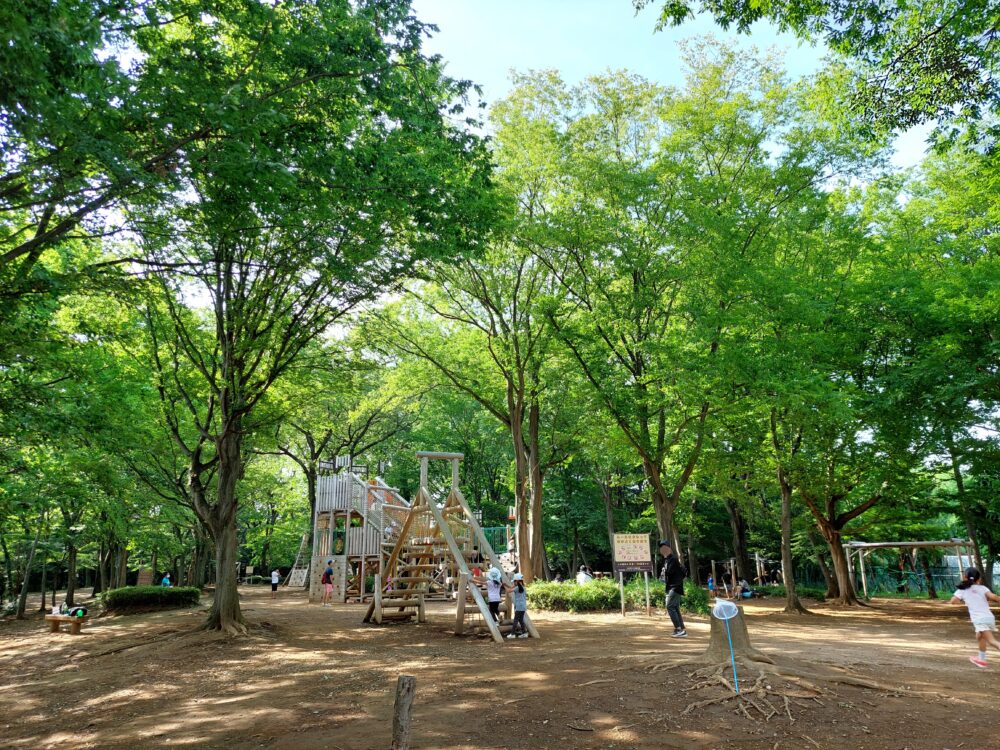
[950,567,1000,668]
[486,567,503,621]
[507,573,529,639]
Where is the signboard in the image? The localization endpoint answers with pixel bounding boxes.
[613,533,653,573]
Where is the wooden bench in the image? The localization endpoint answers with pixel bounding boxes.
[45,614,89,635]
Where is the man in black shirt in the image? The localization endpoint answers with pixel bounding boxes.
[658,540,687,637]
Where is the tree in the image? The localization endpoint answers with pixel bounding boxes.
[638,0,1000,138]
[133,0,489,633]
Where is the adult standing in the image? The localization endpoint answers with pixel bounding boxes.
[658,541,687,638]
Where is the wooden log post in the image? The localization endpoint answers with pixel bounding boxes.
[390,674,417,750]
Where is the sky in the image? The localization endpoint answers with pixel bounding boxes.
[410,0,933,169]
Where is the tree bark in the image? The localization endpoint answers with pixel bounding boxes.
[770,411,807,614]
[38,553,48,613]
[65,543,78,606]
[201,425,246,633]
[815,545,838,600]
[527,399,546,581]
[696,608,773,665]
[16,523,42,619]
[508,393,534,582]
[725,499,753,582]
[918,551,937,599]
[821,529,857,605]
[948,442,986,575]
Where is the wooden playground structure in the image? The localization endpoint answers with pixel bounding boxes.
[308,451,538,644]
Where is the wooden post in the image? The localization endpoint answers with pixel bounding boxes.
[858,549,869,599]
[373,574,383,625]
[390,674,417,750]
[455,573,468,634]
[643,570,651,616]
[711,560,717,593]
[619,570,626,617]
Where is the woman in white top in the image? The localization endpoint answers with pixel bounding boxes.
[950,567,1000,668]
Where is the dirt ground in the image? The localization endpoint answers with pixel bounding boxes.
[1,587,996,750]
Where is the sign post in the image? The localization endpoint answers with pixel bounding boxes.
[613,533,654,617]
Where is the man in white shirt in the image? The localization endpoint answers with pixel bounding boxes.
[271,568,280,599]
[576,565,593,585]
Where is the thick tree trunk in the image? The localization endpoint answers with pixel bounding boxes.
[643,457,678,557]
[65,544,78,606]
[823,530,858,605]
[816,547,838,600]
[202,425,246,633]
[724,499,753,582]
[95,543,107,596]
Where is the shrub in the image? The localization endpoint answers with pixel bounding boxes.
[103,585,202,612]
[762,584,826,602]
[682,579,711,615]
[528,576,711,615]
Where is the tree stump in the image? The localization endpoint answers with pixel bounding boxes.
[698,606,773,665]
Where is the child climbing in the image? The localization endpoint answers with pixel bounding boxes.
[321,560,335,607]
[486,567,503,622]
[950,567,1000,668]
[507,573,529,639]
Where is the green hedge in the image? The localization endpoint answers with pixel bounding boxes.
[102,585,202,612]
[761,584,826,602]
[527,577,710,615]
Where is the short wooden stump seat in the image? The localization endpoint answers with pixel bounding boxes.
[45,614,89,635]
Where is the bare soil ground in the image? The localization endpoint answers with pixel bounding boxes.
[1,587,995,750]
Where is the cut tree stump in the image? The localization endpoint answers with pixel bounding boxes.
[697,606,773,665]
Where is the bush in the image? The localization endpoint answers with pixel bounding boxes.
[528,576,711,615]
[682,579,711,615]
[528,579,620,612]
[762,584,826,602]
[103,585,202,612]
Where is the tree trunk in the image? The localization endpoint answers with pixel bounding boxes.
[643,457,678,557]
[65,544,78,606]
[116,546,129,589]
[599,479,617,555]
[823,529,858,605]
[696,608,773,665]
[0,526,13,605]
[508,395,533,582]
[202,426,246,633]
[816,546,838,600]
[38,555,48,613]
[527,400,546,581]
[776,466,807,614]
[94,543,107,596]
[948,441,986,576]
[724,499,753,582]
[16,523,42,619]
[918,551,937,599]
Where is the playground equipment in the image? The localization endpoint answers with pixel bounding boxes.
[309,468,410,603]
[844,539,976,598]
[359,451,537,643]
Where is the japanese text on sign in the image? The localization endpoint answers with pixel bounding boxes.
[613,533,653,572]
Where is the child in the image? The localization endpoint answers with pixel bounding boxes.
[507,573,529,639]
[950,567,1000,668]
[321,560,335,607]
[707,575,715,599]
[485,567,503,622]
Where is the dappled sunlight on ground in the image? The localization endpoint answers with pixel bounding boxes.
[1,587,996,749]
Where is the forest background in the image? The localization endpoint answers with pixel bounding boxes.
[2,0,998,631]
